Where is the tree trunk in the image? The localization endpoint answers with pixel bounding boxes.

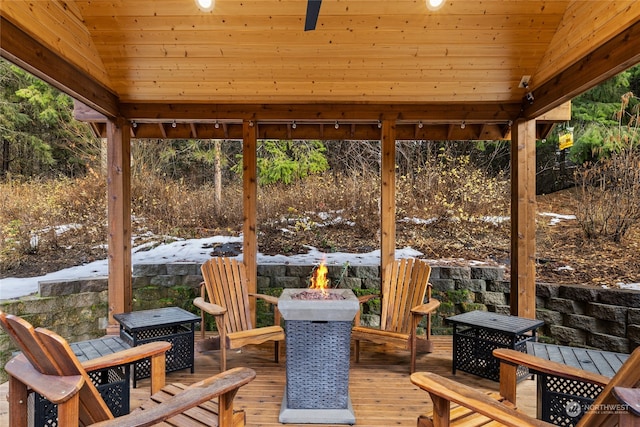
[1,136,9,179]
[213,139,222,214]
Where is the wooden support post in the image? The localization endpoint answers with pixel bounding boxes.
[243,121,258,324]
[510,119,537,319]
[380,120,396,279]
[106,118,132,333]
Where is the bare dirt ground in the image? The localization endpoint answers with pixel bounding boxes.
[4,188,639,288]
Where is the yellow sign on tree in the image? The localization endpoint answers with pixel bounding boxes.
[559,130,573,150]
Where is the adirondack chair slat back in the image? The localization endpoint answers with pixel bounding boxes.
[577,346,640,427]
[0,312,61,375]
[202,257,253,333]
[380,259,431,333]
[0,312,113,425]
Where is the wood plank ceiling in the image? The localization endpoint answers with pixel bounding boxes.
[2,1,640,140]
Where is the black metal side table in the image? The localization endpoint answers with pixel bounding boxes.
[32,336,132,426]
[527,342,629,426]
[114,306,200,386]
[447,310,544,382]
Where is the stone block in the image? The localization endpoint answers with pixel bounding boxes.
[546,297,576,314]
[439,266,470,280]
[595,319,626,337]
[481,292,506,306]
[487,280,510,293]
[558,284,600,303]
[362,278,380,290]
[39,279,79,297]
[258,265,287,277]
[183,275,203,288]
[587,302,627,322]
[287,265,314,278]
[326,264,347,278]
[257,275,272,290]
[598,288,640,308]
[549,325,586,346]
[133,264,166,276]
[166,262,198,276]
[430,279,455,292]
[629,308,640,325]
[565,314,597,331]
[132,275,151,288]
[467,279,487,292]
[493,305,511,315]
[471,266,504,281]
[274,277,302,288]
[536,308,563,326]
[536,282,560,299]
[77,277,108,293]
[340,277,362,290]
[429,266,441,279]
[587,332,630,353]
[349,265,379,279]
[628,324,640,345]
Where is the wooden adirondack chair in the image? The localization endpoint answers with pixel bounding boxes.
[352,258,440,373]
[0,311,255,427]
[410,346,640,427]
[194,257,285,372]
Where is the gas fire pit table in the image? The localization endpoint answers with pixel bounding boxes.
[278,288,359,424]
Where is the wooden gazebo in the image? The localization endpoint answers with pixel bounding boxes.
[2,1,639,331]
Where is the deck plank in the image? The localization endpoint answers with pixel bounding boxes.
[0,335,537,427]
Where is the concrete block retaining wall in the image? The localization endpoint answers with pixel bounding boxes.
[1,262,639,382]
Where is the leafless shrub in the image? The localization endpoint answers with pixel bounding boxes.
[574,92,640,243]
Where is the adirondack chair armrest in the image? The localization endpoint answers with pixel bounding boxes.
[81,341,171,372]
[493,348,611,386]
[5,354,84,404]
[357,293,381,303]
[194,296,227,316]
[250,293,278,305]
[410,371,552,427]
[90,367,257,427]
[249,293,282,325]
[410,299,441,316]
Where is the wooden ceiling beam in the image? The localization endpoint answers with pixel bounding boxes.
[90,122,514,141]
[523,20,640,119]
[119,102,521,123]
[0,17,119,119]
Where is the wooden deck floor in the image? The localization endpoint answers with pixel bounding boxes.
[0,336,537,427]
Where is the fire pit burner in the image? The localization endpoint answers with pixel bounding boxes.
[290,289,346,300]
[278,288,359,424]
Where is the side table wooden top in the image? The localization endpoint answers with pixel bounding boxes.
[114,306,200,330]
[447,310,544,334]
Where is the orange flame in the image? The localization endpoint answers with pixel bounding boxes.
[310,262,329,296]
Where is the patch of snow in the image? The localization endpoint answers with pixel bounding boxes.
[617,282,640,291]
[0,237,422,301]
[556,265,574,271]
[539,212,576,226]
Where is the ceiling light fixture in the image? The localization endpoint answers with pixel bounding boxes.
[426,0,445,11]
[334,121,340,129]
[460,121,466,129]
[171,120,177,128]
[214,120,220,129]
[195,0,214,12]
[377,120,382,129]
[292,121,297,129]
[418,121,424,129]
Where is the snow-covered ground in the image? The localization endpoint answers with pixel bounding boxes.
[0,235,424,300]
[2,211,637,300]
